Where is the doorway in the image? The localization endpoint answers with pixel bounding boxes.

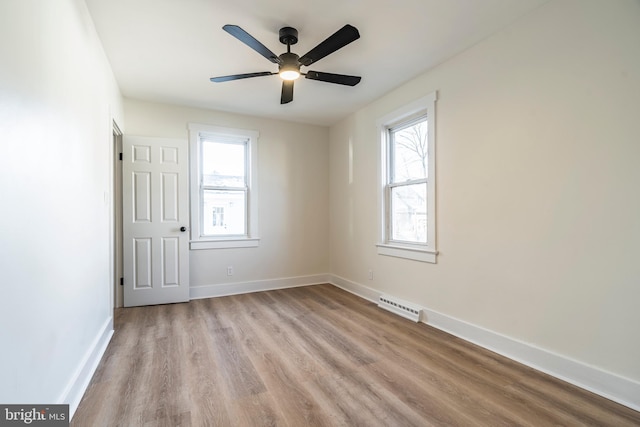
[113,122,123,308]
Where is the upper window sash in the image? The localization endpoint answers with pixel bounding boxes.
[199,136,248,186]
[388,113,429,184]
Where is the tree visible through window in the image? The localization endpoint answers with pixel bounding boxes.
[389,116,428,244]
[377,91,436,263]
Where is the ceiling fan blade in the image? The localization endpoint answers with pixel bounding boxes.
[223,25,281,64]
[281,80,294,104]
[305,71,361,86]
[298,25,360,67]
[210,71,275,83]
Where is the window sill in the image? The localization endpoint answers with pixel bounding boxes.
[376,243,438,263]
[190,238,260,250]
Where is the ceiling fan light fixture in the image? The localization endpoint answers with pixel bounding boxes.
[278,52,301,80]
[279,67,300,80]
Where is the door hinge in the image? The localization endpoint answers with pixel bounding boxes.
[120,277,124,286]
[119,152,123,161]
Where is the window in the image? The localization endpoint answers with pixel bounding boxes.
[377,92,437,263]
[189,123,259,249]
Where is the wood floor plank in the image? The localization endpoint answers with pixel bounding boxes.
[232,298,335,427]
[239,294,326,381]
[228,393,286,427]
[209,326,267,399]
[71,284,640,426]
[181,305,232,426]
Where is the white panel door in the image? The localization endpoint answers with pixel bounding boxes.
[123,136,189,307]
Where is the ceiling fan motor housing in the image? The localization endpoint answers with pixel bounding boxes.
[279,52,300,68]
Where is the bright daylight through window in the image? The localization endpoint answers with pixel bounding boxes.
[377,92,437,263]
[389,116,428,243]
[201,140,246,236]
[188,124,259,249]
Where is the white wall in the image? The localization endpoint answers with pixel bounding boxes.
[124,99,330,294]
[0,0,123,408]
[330,0,640,387]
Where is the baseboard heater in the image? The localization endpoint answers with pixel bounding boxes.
[378,294,422,322]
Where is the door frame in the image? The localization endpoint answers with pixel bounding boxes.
[112,121,124,308]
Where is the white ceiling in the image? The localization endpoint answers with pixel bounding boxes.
[85,0,549,126]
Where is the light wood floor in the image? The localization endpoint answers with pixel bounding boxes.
[72,284,640,426]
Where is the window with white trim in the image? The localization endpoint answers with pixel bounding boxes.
[188,123,259,249]
[377,92,437,263]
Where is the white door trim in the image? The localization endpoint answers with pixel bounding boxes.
[112,122,124,308]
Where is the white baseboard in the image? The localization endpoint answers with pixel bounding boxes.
[330,274,380,303]
[423,307,640,412]
[59,316,114,420]
[189,273,331,300]
[327,274,640,412]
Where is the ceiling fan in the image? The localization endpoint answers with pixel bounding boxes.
[210,24,361,104]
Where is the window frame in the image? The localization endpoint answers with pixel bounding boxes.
[188,123,259,250]
[376,92,437,263]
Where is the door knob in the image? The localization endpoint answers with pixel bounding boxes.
[180,226,187,232]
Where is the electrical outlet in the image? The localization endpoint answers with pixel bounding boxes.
[368,269,374,280]
[227,266,234,276]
